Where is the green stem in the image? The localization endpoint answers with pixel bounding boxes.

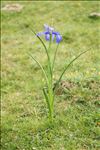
[52,44,59,72]
[47,34,53,88]
[28,53,49,85]
[43,88,51,115]
[43,87,54,120]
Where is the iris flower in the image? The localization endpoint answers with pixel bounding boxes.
[37,24,62,44]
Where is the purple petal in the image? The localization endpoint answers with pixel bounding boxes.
[49,27,54,32]
[45,31,50,34]
[52,31,60,35]
[45,34,50,41]
[44,24,49,31]
[44,24,54,32]
[56,34,62,43]
[36,32,45,36]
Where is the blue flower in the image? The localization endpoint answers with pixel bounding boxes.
[37,24,62,44]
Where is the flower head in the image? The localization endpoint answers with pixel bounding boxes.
[37,24,62,44]
[44,24,54,32]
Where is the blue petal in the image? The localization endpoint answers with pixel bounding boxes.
[37,31,50,36]
[45,34,50,41]
[36,32,45,36]
[56,34,62,43]
[52,31,60,35]
[45,31,50,34]
[49,27,54,32]
[44,24,54,32]
[44,24,49,31]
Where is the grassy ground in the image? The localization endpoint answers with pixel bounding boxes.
[1,1,100,150]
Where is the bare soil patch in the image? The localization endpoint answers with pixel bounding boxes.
[2,4,23,12]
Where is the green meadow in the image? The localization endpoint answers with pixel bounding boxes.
[1,1,100,150]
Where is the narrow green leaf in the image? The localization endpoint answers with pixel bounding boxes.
[28,53,49,85]
[28,26,52,79]
[54,49,90,91]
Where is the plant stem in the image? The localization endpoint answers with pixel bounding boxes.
[28,53,49,85]
[52,44,59,72]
